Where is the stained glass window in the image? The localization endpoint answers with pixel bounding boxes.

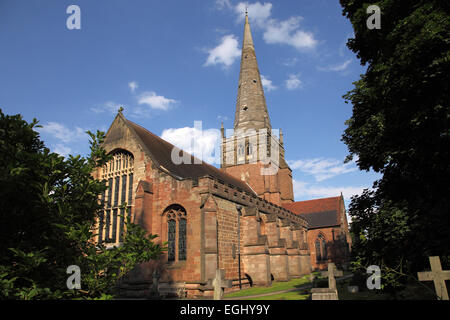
[114,176,120,207]
[121,175,127,204]
[164,205,187,263]
[112,208,118,243]
[119,208,125,242]
[107,178,113,208]
[99,151,134,245]
[98,211,104,244]
[168,219,176,262]
[322,239,327,260]
[105,210,111,242]
[179,218,187,261]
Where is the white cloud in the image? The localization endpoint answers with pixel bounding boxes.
[263,16,318,50]
[216,0,232,10]
[128,81,138,93]
[90,101,122,114]
[137,91,177,111]
[38,122,86,144]
[293,179,366,202]
[204,34,241,68]
[288,158,357,182]
[285,74,302,90]
[318,59,352,72]
[217,115,229,121]
[37,122,89,158]
[282,57,298,67]
[235,2,273,28]
[53,144,72,157]
[161,125,221,165]
[261,74,277,92]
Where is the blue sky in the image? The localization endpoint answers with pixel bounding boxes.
[0,0,380,203]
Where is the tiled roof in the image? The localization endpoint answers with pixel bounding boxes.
[282,197,342,228]
[126,118,256,195]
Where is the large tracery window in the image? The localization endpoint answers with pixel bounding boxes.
[98,151,134,245]
[164,205,187,263]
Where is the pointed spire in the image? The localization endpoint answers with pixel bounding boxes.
[279,128,284,146]
[234,13,271,132]
[243,12,255,51]
[220,121,225,139]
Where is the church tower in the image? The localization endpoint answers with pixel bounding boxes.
[221,13,294,205]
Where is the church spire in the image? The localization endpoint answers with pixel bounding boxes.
[234,13,271,132]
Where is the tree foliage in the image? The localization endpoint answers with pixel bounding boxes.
[340,0,450,289]
[0,109,165,299]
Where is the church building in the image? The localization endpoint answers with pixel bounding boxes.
[93,14,351,298]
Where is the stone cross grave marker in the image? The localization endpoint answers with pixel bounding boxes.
[417,256,450,300]
[311,263,343,300]
[212,269,232,300]
[320,263,343,291]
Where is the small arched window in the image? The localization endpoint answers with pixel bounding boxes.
[164,205,187,262]
[238,144,245,156]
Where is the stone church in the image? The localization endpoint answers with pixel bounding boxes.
[93,14,351,298]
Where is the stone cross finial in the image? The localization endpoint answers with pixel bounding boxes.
[418,256,450,300]
[118,106,124,113]
[212,269,232,300]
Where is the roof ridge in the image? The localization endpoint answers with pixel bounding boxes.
[124,118,258,194]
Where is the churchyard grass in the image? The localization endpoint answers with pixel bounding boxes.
[223,274,313,298]
[246,291,310,300]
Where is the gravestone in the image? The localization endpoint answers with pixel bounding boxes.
[311,263,343,300]
[212,269,232,300]
[417,256,450,300]
[320,263,343,291]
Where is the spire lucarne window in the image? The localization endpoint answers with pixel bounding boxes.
[98,151,134,245]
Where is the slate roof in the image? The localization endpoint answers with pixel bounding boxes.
[126,118,256,195]
[282,196,342,229]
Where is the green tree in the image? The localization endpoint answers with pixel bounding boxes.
[0,109,165,299]
[340,0,450,291]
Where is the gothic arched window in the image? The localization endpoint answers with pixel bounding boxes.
[315,234,327,262]
[164,205,187,262]
[98,151,134,245]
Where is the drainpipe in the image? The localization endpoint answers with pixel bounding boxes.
[236,205,242,290]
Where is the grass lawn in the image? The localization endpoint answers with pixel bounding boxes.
[246,291,310,300]
[224,274,313,298]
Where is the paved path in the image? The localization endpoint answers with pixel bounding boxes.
[223,274,353,300]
